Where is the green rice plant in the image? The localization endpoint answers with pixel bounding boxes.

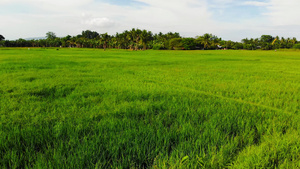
[0,48,299,168]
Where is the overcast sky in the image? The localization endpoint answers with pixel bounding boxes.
[1,0,299,41]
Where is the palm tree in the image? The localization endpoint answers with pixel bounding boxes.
[116,32,126,49]
[241,38,249,44]
[100,33,111,51]
[286,37,294,48]
[68,37,77,48]
[280,37,286,48]
[75,38,83,48]
[291,37,297,45]
[200,33,212,49]
[122,33,129,49]
[211,35,221,49]
[140,30,153,50]
[126,30,134,50]
[130,28,142,51]
[114,33,121,49]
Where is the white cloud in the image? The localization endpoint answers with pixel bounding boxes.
[1,0,300,40]
[121,0,216,35]
[83,17,116,28]
[243,1,269,6]
[0,0,92,7]
[266,0,300,26]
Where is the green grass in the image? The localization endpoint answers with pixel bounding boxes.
[0,48,299,168]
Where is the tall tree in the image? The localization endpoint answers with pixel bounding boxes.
[116,31,129,49]
[260,35,274,50]
[140,30,153,50]
[61,35,71,47]
[260,35,274,43]
[182,38,196,50]
[126,30,135,50]
[130,28,142,51]
[82,30,99,39]
[0,34,5,41]
[197,33,212,49]
[0,34,4,46]
[169,38,183,50]
[100,33,111,51]
[211,35,221,49]
[68,37,77,48]
[286,37,293,48]
[152,33,165,50]
[46,32,57,40]
[291,37,297,45]
[272,36,280,49]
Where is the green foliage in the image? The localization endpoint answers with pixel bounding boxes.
[293,43,300,49]
[169,38,183,50]
[81,30,99,39]
[242,38,258,50]
[0,34,5,41]
[159,32,181,50]
[0,35,5,47]
[258,35,274,50]
[196,33,211,49]
[0,48,299,168]
[231,130,300,168]
[60,35,71,47]
[232,42,243,50]
[152,42,164,50]
[46,31,57,40]
[225,40,234,49]
[100,33,111,50]
[140,30,153,50]
[0,30,298,50]
[260,35,274,43]
[196,33,220,49]
[182,38,196,50]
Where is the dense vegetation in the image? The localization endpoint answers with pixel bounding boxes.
[0,29,299,50]
[0,48,299,168]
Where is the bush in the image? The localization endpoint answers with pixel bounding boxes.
[152,43,164,50]
[233,43,242,50]
[169,38,183,50]
[293,43,300,49]
[182,38,196,50]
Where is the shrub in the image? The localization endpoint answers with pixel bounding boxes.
[169,38,183,50]
[152,43,164,50]
[293,43,300,49]
[182,38,196,50]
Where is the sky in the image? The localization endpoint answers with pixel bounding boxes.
[0,0,300,41]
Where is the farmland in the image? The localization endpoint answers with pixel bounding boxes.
[0,48,299,168]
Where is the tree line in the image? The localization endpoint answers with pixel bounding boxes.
[0,29,299,50]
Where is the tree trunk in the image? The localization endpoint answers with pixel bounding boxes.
[135,37,139,51]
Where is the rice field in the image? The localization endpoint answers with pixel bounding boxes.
[0,48,299,168]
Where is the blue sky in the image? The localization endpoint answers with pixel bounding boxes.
[0,0,299,41]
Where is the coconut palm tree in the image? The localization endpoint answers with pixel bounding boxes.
[100,33,111,51]
[199,33,212,49]
[140,30,153,50]
[130,28,142,51]
[291,37,297,45]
